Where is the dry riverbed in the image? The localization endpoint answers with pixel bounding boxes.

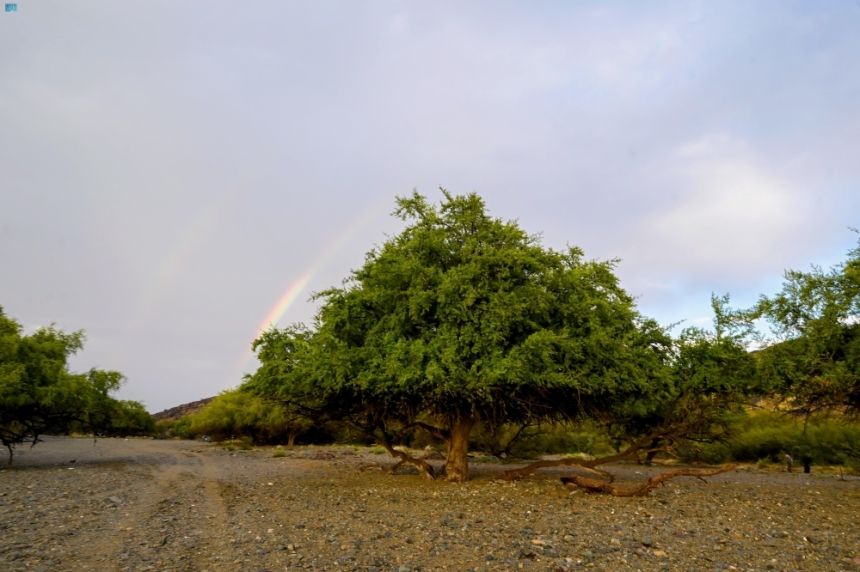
[0,437,858,571]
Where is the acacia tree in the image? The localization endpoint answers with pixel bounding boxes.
[0,307,150,463]
[749,239,860,414]
[250,192,677,481]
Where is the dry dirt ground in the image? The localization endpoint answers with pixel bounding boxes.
[0,437,858,572]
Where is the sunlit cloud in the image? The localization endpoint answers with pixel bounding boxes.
[642,134,809,278]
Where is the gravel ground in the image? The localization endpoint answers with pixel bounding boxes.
[0,437,858,571]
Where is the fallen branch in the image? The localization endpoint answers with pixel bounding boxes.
[561,464,737,497]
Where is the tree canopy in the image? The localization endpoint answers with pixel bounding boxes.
[248,191,751,481]
[748,238,860,414]
[0,307,152,463]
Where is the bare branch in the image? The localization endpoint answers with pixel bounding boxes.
[561,465,737,497]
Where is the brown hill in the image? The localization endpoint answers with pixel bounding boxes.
[152,397,215,421]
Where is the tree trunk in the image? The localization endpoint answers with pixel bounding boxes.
[287,432,297,448]
[445,416,474,482]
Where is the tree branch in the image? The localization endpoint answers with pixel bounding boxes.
[376,426,437,480]
[501,431,665,481]
[404,421,450,441]
[561,464,737,497]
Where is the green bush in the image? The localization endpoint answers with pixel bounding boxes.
[186,389,313,445]
[714,411,860,466]
[158,416,193,439]
[222,436,254,451]
[507,423,615,459]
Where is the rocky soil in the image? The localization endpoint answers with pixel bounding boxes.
[0,437,858,571]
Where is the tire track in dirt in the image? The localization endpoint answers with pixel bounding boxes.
[73,444,231,571]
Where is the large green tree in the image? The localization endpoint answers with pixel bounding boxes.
[249,192,676,481]
[0,307,151,462]
[750,238,860,414]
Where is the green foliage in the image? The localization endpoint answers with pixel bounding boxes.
[107,400,156,436]
[221,436,254,451]
[272,445,287,458]
[606,296,760,460]
[677,410,860,466]
[0,307,152,462]
[185,389,311,444]
[245,192,778,480]
[749,237,860,413]
[507,423,616,459]
[158,415,193,439]
[248,191,683,478]
[468,420,615,459]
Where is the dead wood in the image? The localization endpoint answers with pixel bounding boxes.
[560,464,737,497]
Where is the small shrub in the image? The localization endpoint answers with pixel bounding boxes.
[222,438,253,451]
[508,423,614,459]
[272,446,286,458]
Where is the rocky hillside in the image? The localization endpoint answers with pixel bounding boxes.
[152,397,214,421]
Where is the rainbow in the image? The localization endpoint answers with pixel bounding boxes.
[253,269,314,336]
[238,196,393,375]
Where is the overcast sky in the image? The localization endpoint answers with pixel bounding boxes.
[2,1,858,412]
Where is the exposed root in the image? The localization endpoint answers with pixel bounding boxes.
[561,465,737,497]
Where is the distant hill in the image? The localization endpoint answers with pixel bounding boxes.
[152,397,215,421]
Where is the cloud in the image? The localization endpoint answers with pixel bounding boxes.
[2,2,858,410]
[635,134,810,280]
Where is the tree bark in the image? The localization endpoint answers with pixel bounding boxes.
[445,416,475,482]
[376,428,436,480]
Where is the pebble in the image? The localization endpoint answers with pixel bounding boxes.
[1,439,858,571]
